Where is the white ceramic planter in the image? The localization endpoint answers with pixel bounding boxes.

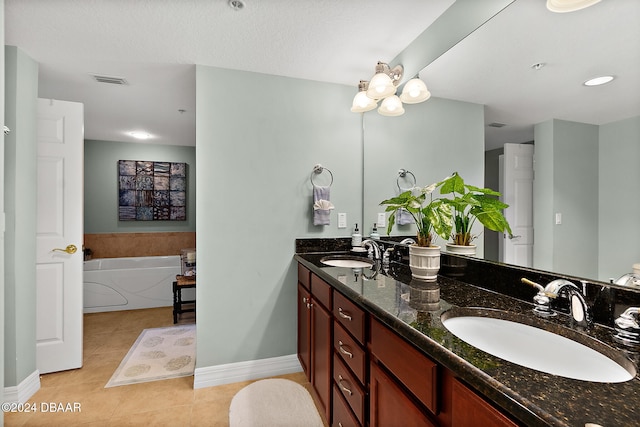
[409,245,441,281]
[446,243,477,257]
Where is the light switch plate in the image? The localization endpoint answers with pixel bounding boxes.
[338,213,347,228]
[555,212,562,225]
[377,213,386,228]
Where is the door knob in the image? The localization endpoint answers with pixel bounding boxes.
[52,244,78,254]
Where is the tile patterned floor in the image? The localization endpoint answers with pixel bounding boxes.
[4,307,324,426]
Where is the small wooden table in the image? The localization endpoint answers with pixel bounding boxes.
[173,275,196,323]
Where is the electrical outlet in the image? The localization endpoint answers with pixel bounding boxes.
[338,213,347,228]
[555,212,562,225]
[377,213,386,228]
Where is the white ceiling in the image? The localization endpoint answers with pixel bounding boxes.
[4,0,639,150]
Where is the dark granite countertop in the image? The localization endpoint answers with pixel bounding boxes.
[294,251,640,427]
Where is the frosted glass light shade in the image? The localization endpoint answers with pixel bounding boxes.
[378,95,405,116]
[546,0,601,12]
[351,91,377,112]
[366,72,396,99]
[400,78,431,104]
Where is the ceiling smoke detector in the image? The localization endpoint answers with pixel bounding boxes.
[90,74,128,85]
[228,0,245,11]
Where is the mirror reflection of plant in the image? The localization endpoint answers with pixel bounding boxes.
[380,181,452,247]
[439,172,512,246]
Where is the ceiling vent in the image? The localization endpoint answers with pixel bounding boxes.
[488,122,506,128]
[90,74,128,85]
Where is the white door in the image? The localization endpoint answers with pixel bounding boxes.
[36,98,84,373]
[500,143,534,267]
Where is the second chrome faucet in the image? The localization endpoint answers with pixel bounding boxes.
[521,278,591,326]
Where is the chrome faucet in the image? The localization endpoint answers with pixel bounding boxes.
[361,239,382,261]
[521,278,591,326]
[613,307,640,348]
[399,238,416,245]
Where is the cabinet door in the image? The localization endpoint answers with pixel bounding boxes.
[370,361,437,427]
[451,379,518,427]
[312,299,333,422]
[297,283,311,380]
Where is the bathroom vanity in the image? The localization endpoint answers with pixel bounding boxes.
[295,239,640,427]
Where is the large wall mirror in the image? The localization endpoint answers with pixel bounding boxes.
[363,0,640,287]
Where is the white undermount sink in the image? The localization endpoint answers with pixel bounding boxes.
[320,255,374,269]
[441,308,636,383]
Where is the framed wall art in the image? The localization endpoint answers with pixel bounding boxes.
[118,160,187,221]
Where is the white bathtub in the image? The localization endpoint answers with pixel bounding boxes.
[83,255,194,313]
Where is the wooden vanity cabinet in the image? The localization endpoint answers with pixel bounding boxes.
[297,262,520,427]
[297,265,333,422]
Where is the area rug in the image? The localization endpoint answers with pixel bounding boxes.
[105,324,196,388]
[229,378,324,427]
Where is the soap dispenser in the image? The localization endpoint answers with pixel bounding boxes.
[352,223,362,247]
[370,223,380,240]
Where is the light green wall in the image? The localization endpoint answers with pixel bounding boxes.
[533,121,553,271]
[84,140,196,233]
[533,119,599,279]
[196,66,361,367]
[4,46,38,388]
[363,97,486,254]
[599,116,640,280]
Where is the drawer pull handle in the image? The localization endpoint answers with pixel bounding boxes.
[338,375,353,396]
[338,307,352,321]
[307,303,312,309]
[338,423,344,427]
[338,341,353,358]
[302,297,308,303]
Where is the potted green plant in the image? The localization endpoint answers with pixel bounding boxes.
[439,172,512,255]
[380,181,452,280]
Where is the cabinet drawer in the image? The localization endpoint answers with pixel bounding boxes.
[311,274,332,310]
[333,292,365,344]
[298,264,310,290]
[333,354,366,426]
[334,321,365,383]
[332,385,361,427]
[370,317,438,415]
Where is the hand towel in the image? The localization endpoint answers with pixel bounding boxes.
[395,208,414,225]
[313,185,334,226]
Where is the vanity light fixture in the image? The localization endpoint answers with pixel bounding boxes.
[351,61,430,116]
[546,0,601,13]
[584,75,614,86]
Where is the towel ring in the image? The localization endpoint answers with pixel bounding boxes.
[397,169,416,191]
[311,164,333,187]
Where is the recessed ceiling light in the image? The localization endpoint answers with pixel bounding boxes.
[228,0,245,11]
[583,75,614,87]
[128,131,151,140]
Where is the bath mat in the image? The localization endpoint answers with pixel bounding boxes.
[105,324,196,388]
[229,378,324,427]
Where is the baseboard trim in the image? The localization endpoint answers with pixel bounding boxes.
[193,354,302,389]
[4,370,41,403]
